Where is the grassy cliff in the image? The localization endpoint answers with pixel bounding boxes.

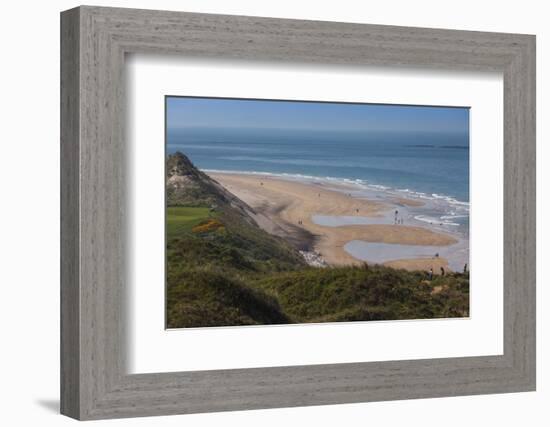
[166,152,469,328]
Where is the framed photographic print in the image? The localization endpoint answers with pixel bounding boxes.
[164,97,471,330]
[61,6,536,420]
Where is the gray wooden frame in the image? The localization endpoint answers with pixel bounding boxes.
[60,5,536,420]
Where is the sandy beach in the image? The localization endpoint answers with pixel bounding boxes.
[210,173,458,271]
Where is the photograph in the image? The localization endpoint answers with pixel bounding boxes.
[165,96,470,328]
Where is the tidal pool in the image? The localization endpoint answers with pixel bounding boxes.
[344,240,443,265]
[312,215,389,227]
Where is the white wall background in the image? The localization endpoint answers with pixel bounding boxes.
[0,0,546,425]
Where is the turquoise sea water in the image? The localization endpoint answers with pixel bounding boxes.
[167,127,469,203]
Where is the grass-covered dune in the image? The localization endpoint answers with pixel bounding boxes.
[166,152,469,329]
[252,266,469,324]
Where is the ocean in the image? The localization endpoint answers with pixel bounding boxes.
[167,127,468,200]
[167,129,469,198]
[167,126,470,269]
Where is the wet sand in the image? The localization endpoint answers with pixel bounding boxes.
[209,173,457,270]
[392,197,426,207]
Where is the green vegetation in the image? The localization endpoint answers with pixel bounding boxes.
[252,266,469,323]
[166,207,212,237]
[165,152,469,329]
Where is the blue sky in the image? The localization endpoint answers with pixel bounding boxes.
[166,96,469,134]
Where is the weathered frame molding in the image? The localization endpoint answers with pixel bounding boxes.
[61,6,536,420]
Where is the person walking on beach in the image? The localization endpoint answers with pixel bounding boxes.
[394,210,399,224]
[440,266,445,276]
[463,263,468,274]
